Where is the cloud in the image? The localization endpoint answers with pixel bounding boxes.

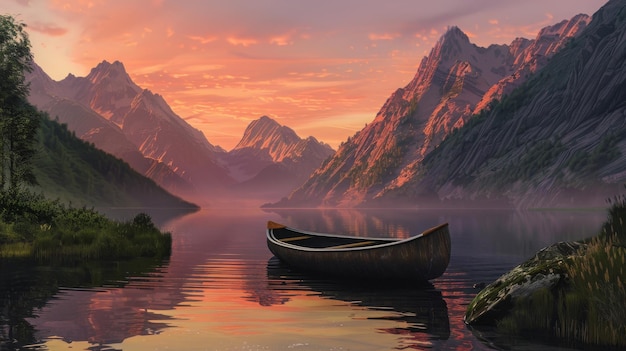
[269,34,292,46]
[227,36,258,47]
[27,22,68,36]
[188,35,218,44]
[19,0,608,150]
[368,32,400,41]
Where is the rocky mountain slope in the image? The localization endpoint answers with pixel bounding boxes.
[269,12,598,208]
[224,116,334,199]
[27,61,233,204]
[27,63,334,205]
[396,0,626,208]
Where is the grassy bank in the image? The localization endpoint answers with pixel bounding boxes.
[494,196,626,348]
[0,188,171,262]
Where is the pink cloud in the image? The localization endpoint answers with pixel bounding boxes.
[227,36,258,47]
[269,34,294,46]
[188,35,218,44]
[28,22,68,36]
[20,0,608,149]
[368,32,400,41]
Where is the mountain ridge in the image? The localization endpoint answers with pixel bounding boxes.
[27,63,334,205]
[224,115,334,200]
[27,60,235,204]
[267,12,596,208]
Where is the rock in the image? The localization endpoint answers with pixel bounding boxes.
[464,241,586,325]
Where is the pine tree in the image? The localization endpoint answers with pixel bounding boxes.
[0,15,38,189]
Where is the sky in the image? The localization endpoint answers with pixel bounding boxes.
[4,0,608,150]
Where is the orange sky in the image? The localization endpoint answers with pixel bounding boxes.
[4,0,607,150]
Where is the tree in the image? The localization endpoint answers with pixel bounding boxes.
[0,15,38,189]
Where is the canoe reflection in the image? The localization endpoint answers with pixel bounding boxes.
[265,257,450,343]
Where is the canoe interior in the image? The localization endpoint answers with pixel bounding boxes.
[271,227,395,249]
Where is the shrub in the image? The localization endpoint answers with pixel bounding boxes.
[0,188,172,261]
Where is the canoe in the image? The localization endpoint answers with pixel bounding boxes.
[266,221,451,281]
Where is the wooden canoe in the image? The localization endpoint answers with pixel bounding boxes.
[266,221,451,281]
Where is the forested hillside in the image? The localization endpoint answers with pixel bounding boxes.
[33,115,197,210]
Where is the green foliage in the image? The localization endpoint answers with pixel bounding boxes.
[0,188,172,261]
[563,240,626,346]
[360,142,406,188]
[33,116,196,209]
[494,195,626,348]
[0,15,38,190]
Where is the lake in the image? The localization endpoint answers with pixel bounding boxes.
[0,207,609,350]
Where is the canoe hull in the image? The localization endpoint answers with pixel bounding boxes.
[267,223,450,281]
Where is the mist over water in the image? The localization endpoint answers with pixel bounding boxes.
[1,207,608,350]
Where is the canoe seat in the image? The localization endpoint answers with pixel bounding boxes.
[281,235,311,242]
[327,241,376,249]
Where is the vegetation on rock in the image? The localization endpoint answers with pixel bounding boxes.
[465,192,626,348]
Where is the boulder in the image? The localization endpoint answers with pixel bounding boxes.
[464,241,586,325]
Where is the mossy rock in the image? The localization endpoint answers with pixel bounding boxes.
[464,241,586,325]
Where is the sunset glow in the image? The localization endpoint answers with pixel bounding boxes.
[4,0,606,149]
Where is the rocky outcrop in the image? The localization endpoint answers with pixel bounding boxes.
[271,14,591,208]
[464,241,586,325]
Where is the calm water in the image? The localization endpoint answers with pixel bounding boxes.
[0,207,609,350]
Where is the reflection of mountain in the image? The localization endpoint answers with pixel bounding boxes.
[0,258,179,348]
[8,208,609,349]
[265,257,450,344]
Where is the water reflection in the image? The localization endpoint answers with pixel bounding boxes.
[1,207,608,350]
[265,257,450,348]
[0,257,178,350]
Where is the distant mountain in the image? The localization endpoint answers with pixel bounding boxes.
[27,61,234,205]
[268,12,600,208]
[224,116,334,200]
[34,115,197,212]
[27,64,335,205]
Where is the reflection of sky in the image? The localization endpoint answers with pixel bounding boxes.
[24,208,607,350]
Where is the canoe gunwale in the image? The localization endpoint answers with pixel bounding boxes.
[267,223,448,253]
[266,222,451,281]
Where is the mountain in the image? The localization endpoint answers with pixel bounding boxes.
[27,63,335,206]
[393,0,626,208]
[267,12,598,208]
[224,116,334,200]
[27,61,234,205]
[34,114,198,212]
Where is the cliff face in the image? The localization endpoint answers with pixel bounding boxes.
[272,14,591,208]
[387,0,626,208]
